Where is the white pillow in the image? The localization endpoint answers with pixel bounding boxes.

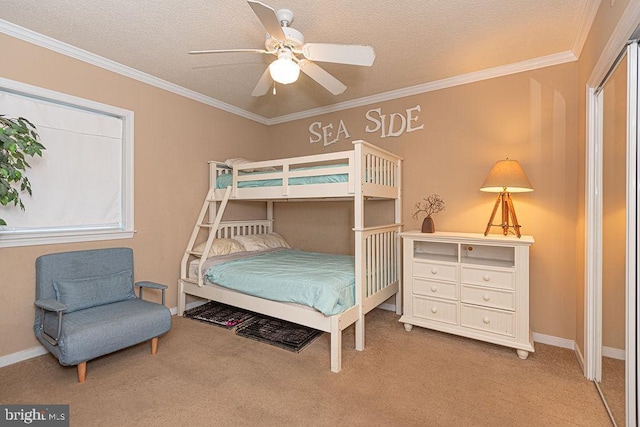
[225,158,256,172]
[234,233,290,251]
[224,158,276,172]
[193,238,245,256]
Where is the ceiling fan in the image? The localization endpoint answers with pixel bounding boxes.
[189,0,376,97]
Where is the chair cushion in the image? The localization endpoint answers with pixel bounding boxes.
[53,269,136,313]
[43,299,172,366]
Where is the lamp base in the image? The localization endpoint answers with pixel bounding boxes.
[483,192,522,238]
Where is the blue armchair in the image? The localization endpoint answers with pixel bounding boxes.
[34,248,172,382]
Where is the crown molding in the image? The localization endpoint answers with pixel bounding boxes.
[572,0,602,58]
[1,18,578,127]
[266,50,578,125]
[0,19,270,125]
[587,0,640,87]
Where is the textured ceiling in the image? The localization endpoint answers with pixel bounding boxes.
[0,0,595,122]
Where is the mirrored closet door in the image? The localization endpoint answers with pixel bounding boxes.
[592,39,639,427]
[599,47,628,427]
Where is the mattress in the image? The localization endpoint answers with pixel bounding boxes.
[215,164,349,189]
[192,249,355,316]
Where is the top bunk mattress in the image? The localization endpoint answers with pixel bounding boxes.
[194,248,355,316]
[215,164,348,189]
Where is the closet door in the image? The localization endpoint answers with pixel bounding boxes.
[594,40,639,427]
[599,47,628,427]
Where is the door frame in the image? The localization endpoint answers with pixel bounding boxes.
[585,20,640,427]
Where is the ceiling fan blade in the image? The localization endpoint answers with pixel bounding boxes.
[251,67,272,97]
[302,43,375,66]
[298,60,347,95]
[247,0,287,42]
[189,48,270,55]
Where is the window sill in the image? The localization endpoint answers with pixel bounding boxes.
[0,229,135,248]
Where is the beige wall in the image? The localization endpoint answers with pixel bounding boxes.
[0,33,270,357]
[1,1,636,360]
[270,64,580,340]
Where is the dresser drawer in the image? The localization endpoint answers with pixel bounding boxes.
[413,277,457,300]
[460,285,515,311]
[412,296,458,325]
[461,266,514,290]
[413,261,457,282]
[460,304,515,337]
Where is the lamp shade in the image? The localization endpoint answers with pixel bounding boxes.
[269,51,300,85]
[480,159,533,193]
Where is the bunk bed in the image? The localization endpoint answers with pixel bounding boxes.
[178,140,402,372]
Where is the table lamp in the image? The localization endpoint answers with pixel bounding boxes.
[480,158,533,238]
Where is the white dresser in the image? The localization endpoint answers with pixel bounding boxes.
[399,231,535,359]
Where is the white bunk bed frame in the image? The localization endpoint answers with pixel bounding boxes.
[178,140,403,372]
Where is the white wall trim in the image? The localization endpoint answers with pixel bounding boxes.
[0,346,48,369]
[0,18,577,127]
[585,84,603,381]
[533,332,575,350]
[0,19,270,126]
[266,51,577,125]
[572,0,603,58]
[587,0,640,87]
[0,327,579,369]
[169,300,207,315]
[602,346,626,360]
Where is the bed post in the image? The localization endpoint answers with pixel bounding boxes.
[330,316,342,372]
[178,279,186,316]
[353,141,365,351]
[395,158,403,315]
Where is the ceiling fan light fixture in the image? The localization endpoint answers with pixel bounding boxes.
[269,50,300,84]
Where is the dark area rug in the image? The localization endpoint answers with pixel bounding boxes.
[235,315,322,353]
[183,301,256,329]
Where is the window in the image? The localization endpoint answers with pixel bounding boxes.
[0,77,134,247]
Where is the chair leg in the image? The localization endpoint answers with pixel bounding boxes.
[77,362,87,383]
[151,337,158,355]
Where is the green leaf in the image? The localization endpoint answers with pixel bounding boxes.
[0,115,45,222]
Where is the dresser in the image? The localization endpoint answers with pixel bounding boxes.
[399,231,535,359]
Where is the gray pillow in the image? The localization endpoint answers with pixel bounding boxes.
[53,269,135,313]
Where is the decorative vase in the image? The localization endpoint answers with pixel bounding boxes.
[421,215,435,233]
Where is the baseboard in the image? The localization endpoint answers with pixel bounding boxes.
[0,309,581,369]
[169,299,206,316]
[0,345,48,369]
[532,332,575,350]
[378,303,396,312]
[602,345,625,361]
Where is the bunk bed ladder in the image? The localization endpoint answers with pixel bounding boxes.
[181,186,232,287]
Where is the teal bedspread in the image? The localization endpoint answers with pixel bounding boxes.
[204,249,355,316]
[215,164,348,189]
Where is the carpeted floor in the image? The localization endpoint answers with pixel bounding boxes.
[600,356,625,425]
[0,309,611,426]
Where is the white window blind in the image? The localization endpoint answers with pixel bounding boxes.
[0,78,134,247]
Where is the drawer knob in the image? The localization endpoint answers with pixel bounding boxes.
[483,294,490,301]
[483,316,490,324]
[431,307,438,314]
[431,268,438,275]
[483,274,491,281]
[431,286,438,292]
